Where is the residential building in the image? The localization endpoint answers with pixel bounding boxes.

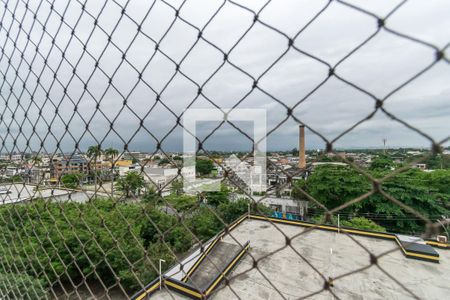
[50,155,88,179]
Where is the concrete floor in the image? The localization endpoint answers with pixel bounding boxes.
[151,219,450,300]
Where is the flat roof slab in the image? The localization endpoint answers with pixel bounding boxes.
[151,219,450,299]
[213,219,450,299]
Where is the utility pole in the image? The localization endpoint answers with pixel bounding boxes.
[383,138,387,155]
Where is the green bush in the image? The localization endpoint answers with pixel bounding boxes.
[0,272,47,299]
[164,194,197,211]
[196,159,214,176]
[311,215,385,232]
[0,199,155,294]
[298,165,450,234]
[341,217,386,232]
[61,173,84,189]
[187,207,222,241]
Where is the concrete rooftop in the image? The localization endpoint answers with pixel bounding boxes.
[152,218,450,300]
[0,184,69,204]
[0,184,101,205]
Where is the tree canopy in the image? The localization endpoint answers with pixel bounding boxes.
[341,217,386,232]
[104,147,119,162]
[369,155,395,171]
[0,199,156,295]
[204,185,230,206]
[115,171,146,197]
[86,145,102,159]
[296,165,371,211]
[295,165,450,234]
[158,158,170,165]
[61,173,84,189]
[170,179,183,195]
[196,159,214,176]
[408,154,450,169]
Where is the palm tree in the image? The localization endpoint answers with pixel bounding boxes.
[31,155,42,165]
[104,147,119,198]
[116,171,145,198]
[87,145,102,193]
[31,155,43,185]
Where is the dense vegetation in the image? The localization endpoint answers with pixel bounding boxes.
[60,173,84,189]
[293,159,450,234]
[0,191,262,298]
[406,154,450,169]
[0,271,46,299]
[115,171,146,197]
[195,159,214,176]
[311,215,386,232]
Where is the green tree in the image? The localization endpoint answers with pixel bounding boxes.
[142,187,162,206]
[164,194,197,212]
[31,155,42,166]
[196,159,214,176]
[362,170,449,233]
[139,207,191,252]
[205,185,230,206]
[115,171,145,198]
[218,199,249,223]
[0,272,47,299]
[216,199,271,223]
[311,215,386,232]
[158,158,170,166]
[341,217,386,232]
[10,174,23,183]
[187,207,222,241]
[369,155,395,172]
[104,147,119,198]
[421,169,450,195]
[87,145,103,191]
[418,154,450,169]
[170,179,183,195]
[300,165,449,234]
[61,173,84,189]
[299,165,371,211]
[291,179,307,200]
[291,148,298,156]
[0,199,155,294]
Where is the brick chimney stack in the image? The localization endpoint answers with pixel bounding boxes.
[299,125,306,169]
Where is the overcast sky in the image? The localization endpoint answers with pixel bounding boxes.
[0,0,449,154]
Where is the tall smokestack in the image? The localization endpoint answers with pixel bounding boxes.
[299,125,306,169]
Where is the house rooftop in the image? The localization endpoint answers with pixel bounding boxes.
[150,218,450,299]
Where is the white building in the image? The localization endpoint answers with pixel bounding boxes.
[143,167,191,196]
[223,155,266,194]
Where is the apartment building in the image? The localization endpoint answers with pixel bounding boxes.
[51,155,89,179]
